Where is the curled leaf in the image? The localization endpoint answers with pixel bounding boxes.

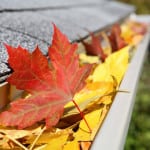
[81,32,107,62]
[108,24,127,52]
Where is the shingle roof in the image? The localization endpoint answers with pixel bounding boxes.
[0,0,134,83]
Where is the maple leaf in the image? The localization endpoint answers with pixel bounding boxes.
[108,24,127,52]
[0,24,92,129]
[81,32,107,62]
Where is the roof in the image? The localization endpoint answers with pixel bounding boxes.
[0,0,134,83]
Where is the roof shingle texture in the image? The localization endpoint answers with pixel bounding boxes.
[0,0,134,83]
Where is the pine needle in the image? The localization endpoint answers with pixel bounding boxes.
[6,134,28,150]
[29,126,46,150]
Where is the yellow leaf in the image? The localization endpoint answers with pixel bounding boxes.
[34,144,47,150]
[63,141,80,150]
[121,24,134,44]
[0,125,42,140]
[0,136,10,149]
[77,82,114,101]
[80,109,102,131]
[88,63,111,82]
[30,129,72,144]
[0,128,31,140]
[103,46,111,56]
[100,95,112,105]
[89,46,129,85]
[121,23,144,46]
[79,53,100,64]
[43,130,70,150]
[74,109,102,141]
[66,47,127,113]
[90,105,108,139]
[65,82,114,114]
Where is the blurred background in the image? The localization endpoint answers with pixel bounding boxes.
[118,0,150,14]
[117,0,150,150]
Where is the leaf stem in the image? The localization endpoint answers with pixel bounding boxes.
[72,100,92,133]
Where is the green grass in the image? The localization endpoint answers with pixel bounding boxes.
[125,54,150,150]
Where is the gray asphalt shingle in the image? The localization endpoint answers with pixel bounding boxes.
[0,0,104,10]
[0,0,134,82]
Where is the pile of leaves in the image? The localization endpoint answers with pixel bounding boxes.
[0,20,147,150]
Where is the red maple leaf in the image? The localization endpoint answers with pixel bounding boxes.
[81,32,107,62]
[0,24,92,129]
[108,24,127,52]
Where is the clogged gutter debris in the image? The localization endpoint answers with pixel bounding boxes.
[0,20,148,150]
